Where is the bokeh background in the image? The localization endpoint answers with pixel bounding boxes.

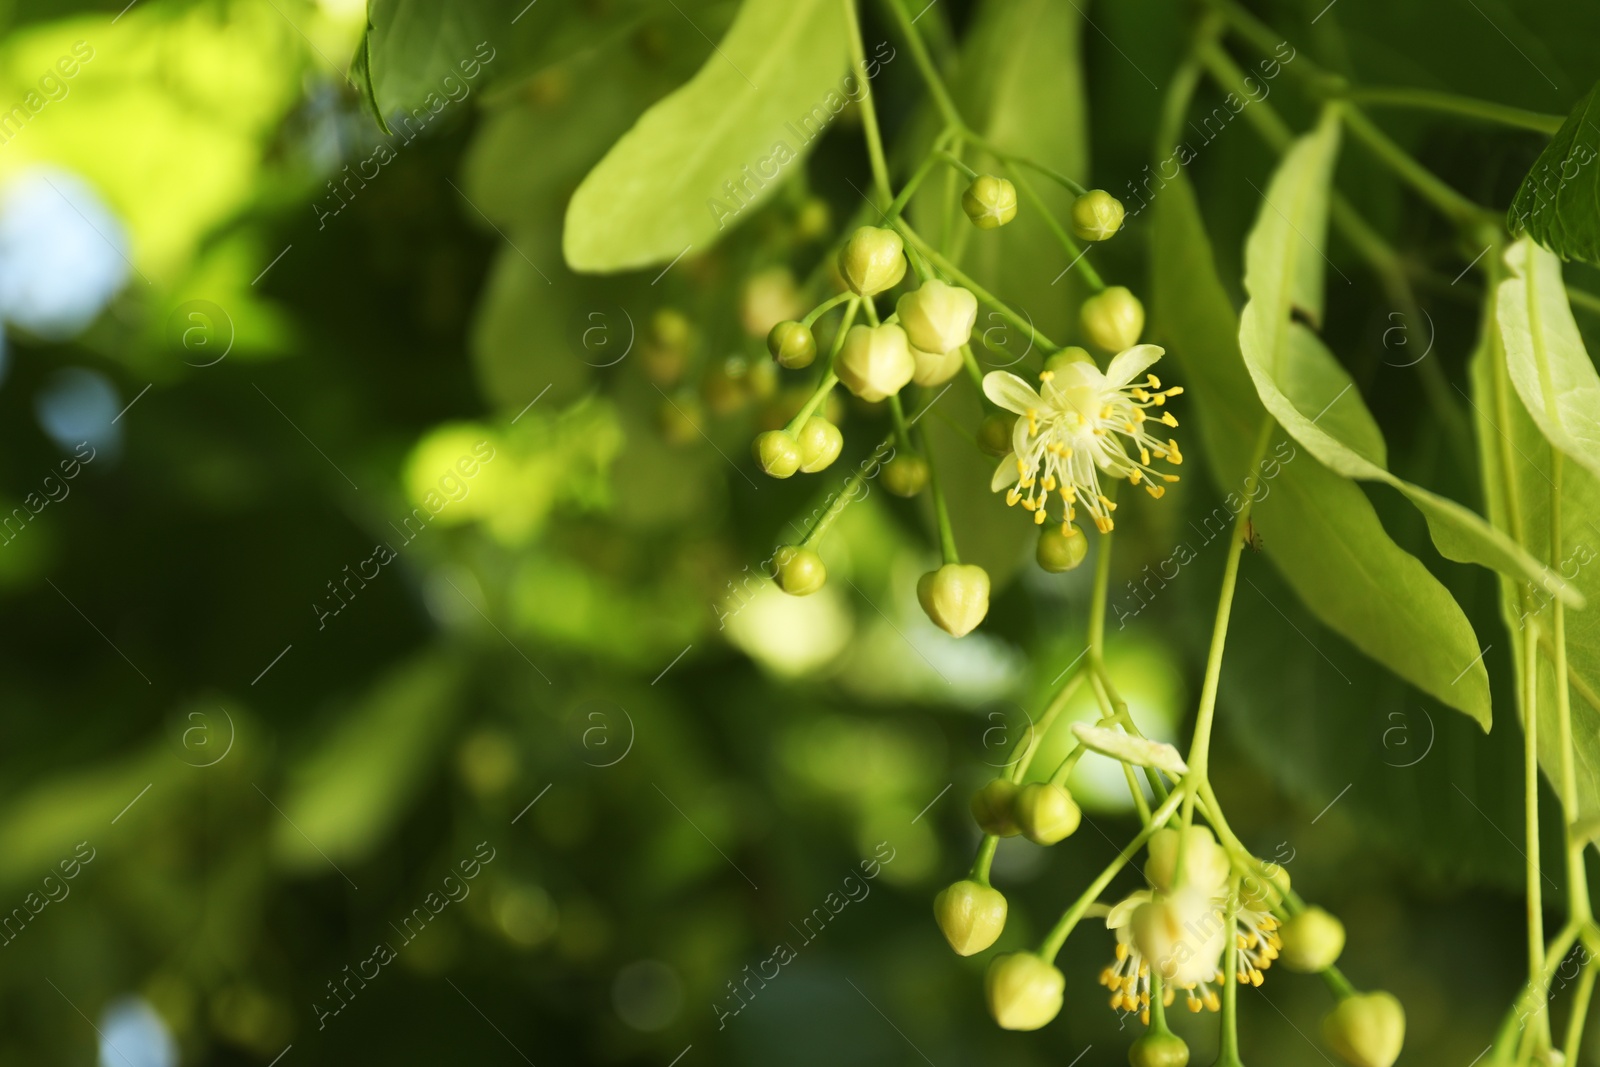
[3,0,1600,1063]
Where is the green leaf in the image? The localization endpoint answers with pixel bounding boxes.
[1238,112,1578,612]
[352,0,502,129]
[1472,284,1600,828]
[1497,237,1600,483]
[273,653,462,871]
[563,0,850,271]
[1151,167,1492,726]
[1508,79,1600,267]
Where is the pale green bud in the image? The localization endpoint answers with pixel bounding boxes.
[963,175,1017,229]
[767,320,817,369]
[773,545,826,596]
[796,417,843,473]
[1036,523,1087,573]
[1014,782,1081,845]
[651,307,693,350]
[1070,189,1125,242]
[882,454,930,498]
[1079,286,1145,352]
[1043,346,1094,374]
[912,345,964,387]
[837,323,915,403]
[1323,992,1405,1067]
[1128,1031,1190,1067]
[932,879,1007,956]
[1279,906,1346,972]
[984,952,1064,1030]
[1146,826,1231,895]
[918,563,991,638]
[977,412,1017,457]
[838,226,907,296]
[896,280,978,354]
[753,430,802,479]
[970,777,1021,837]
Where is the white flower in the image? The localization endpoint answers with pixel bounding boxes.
[982,345,1183,533]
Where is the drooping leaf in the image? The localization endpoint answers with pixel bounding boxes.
[1238,111,1578,612]
[1071,722,1188,776]
[563,0,850,271]
[1507,79,1600,268]
[1151,166,1492,726]
[273,653,462,870]
[353,0,506,133]
[1475,276,1600,827]
[1497,237,1600,483]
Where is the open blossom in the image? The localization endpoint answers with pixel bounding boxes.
[982,345,1183,533]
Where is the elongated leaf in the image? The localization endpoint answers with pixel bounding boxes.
[1239,112,1578,610]
[1151,168,1491,726]
[563,0,850,271]
[1497,237,1600,482]
[1508,79,1600,268]
[1475,276,1600,825]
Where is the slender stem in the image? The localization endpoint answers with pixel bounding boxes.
[1565,961,1598,1062]
[1569,288,1600,318]
[896,222,1060,352]
[1181,419,1274,819]
[1088,520,1115,655]
[1338,103,1494,228]
[802,291,854,327]
[843,0,892,204]
[786,297,860,433]
[1339,86,1564,135]
[917,421,959,564]
[884,134,957,225]
[937,149,979,180]
[1040,786,1188,959]
[1007,667,1089,784]
[1217,878,1244,1066]
[1526,616,1551,1049]
[968,833,999,885]
[879,0,966,133]
[962,135,1090,196]
[1005,162,1106,291]
[1321,964,1357,1000]
[798,438,892,549]
[1551,451,1592,924]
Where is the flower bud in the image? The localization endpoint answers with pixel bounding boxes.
[753,430,802,479]
[1322,992,1405,1067]
[1132,888,1227,988]
[1079,286,1145,352]
[970,777,1021,837]
[933,879,1008,956]
[985,952,1064,1030]
[768,320,817,369]
[1146,825,1231,895]
[795,197,830,241]
[918,563,991,638]
[977,412,1017,457]
[1128,1031,1190,1067]
[1279,906,1346,972]
[651,307,693,350]
[882,454,929,497]
[773,545,826,596]
[1037,524,1087,573]
[963,175,1017,229]
[1070,189,1125,242]
[897,280,978,354]
[838,226,907,296]
[1014,782,1081,845]
[1043,346,1094,375]
[912,345,964,387]
[837,323,915,403]
[796,417,843,473]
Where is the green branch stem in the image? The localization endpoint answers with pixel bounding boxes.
[786,297,860,434]
[1005,162,1106,291]
[896,221,1060,352]
[917,420,960,565]
[843,0,892,204]
[1338,86,1563,135]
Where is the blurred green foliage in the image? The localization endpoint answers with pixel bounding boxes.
[3,0,1600,1065]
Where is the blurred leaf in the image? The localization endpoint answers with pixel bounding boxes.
[273,652,461,870]
[1239,113,1573,631]
[563,0,849,271]
[354,0,500,131]
[1497,237,1600,482]
[1508,79,1600,267]
[1151,165,1493,727]
[1471,284,1600,828]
